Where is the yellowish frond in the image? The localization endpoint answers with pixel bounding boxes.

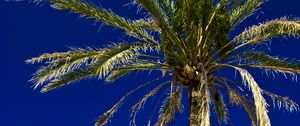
[227,86,257,126]
[94,76,166,126]
[155,87,183,126]
[131,81,170,126]
[263,90,299,112]
[231,66,270,126]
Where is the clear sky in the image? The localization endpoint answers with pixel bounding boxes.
[1,0,300,126]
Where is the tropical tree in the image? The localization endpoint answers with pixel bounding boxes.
[26,0,300,126]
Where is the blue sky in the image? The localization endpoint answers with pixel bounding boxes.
[1,0,300,126]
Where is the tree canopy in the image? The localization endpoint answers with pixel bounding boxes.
[26,0,300,126]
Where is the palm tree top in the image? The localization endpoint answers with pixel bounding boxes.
[26,0,300,126]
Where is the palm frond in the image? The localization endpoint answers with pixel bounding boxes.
[229,66,270,126]
[27,43,154,89]
[217,76,257,125]
[94,76,166,126]
[134,0,167,25]
[263,90,299,112]
[37,0,158,44]
[229,0,267,28]
[211,88,229,124]
[40,44,160,92]
[226,86,258,126]
[155,87,183,126]
[95,44,136,79]
[28,48,101,88]
[25,48,99,64]
[104,69,132,83]
[133,18,161,32]
[212,19,300,64]
[41,64,98,92]
[233,19,300,45]
[93,43,154,78]
[227,0,243,13]
[238,52,300,75]
[117,61,170,70]
[131,81,170,126]
[147,88,169,126]
[105,60,170,83]
[159,0,175,16]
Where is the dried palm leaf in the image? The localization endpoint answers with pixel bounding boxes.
[94,76,165,126]
[155,87,183,126]
[263,90,299,112]
[230,66,270,126]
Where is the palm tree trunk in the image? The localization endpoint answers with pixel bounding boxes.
[188,80,210,126]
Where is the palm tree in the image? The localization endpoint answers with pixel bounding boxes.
[26,0,300,126]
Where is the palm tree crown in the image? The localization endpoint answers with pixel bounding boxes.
[26,0,300,126]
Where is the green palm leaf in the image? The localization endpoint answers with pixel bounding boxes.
[209,19,300,64]
[106,61,170,82]
[27,48,102,88]
[41,65,98,92]
[229,0,267,28]
[39,0,158,44]
[234,19,300,45]
[27,42,155,90]
[238,52,300,74]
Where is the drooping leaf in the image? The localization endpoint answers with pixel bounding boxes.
[131,81,170,126]
[94,76,166,126]
[230,66,270,126]
[211,88,229,124]
[233,19,300,45]
[263,90,299,112]
[239,52,300,74]
[155,87,183,126]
